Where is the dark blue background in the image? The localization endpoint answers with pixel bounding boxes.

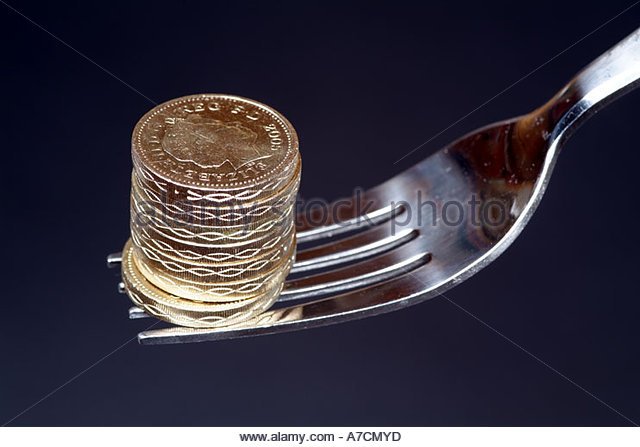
[1,0,639,426]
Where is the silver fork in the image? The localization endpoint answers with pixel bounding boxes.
[107,28,640,345]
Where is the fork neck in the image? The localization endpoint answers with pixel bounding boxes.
[513,28,640,169]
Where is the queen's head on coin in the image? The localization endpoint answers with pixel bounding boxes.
[162,115,265,170]
[132,94,299,190]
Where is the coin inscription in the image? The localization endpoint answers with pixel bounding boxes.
[133,95,298,189]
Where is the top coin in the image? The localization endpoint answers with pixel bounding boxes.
[132,94,299,190]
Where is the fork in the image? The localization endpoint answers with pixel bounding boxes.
[107,28,640,345]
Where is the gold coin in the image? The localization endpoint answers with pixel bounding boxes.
[130,206,295,249]
[132,154,301,208]
[124,94,301,327]
[131,231,296,302]
[131,222,295,281]
[131,218,295,268]
[121,239,294,327]
[130,185,298,236]
[132,242,292,295]
[130,166,300,229]
[131,223,295,288]
[130,220,296,266]
[132,94,300,192]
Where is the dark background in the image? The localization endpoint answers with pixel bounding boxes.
[1,0,639,426]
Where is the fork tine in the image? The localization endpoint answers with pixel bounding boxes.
[296,196,401,243]
[296,188,382,230]
[282,242,430,302]
[137,262,434,344]
[128,306,149,319]
[292,224,417,273]
[107,252,123,268]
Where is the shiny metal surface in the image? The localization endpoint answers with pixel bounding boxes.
[108,28,640,344]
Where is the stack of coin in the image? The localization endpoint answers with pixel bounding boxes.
[120,94,301,328]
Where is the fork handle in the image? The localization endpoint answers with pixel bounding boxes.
[511,28,640,172]
[543,27,640,143]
